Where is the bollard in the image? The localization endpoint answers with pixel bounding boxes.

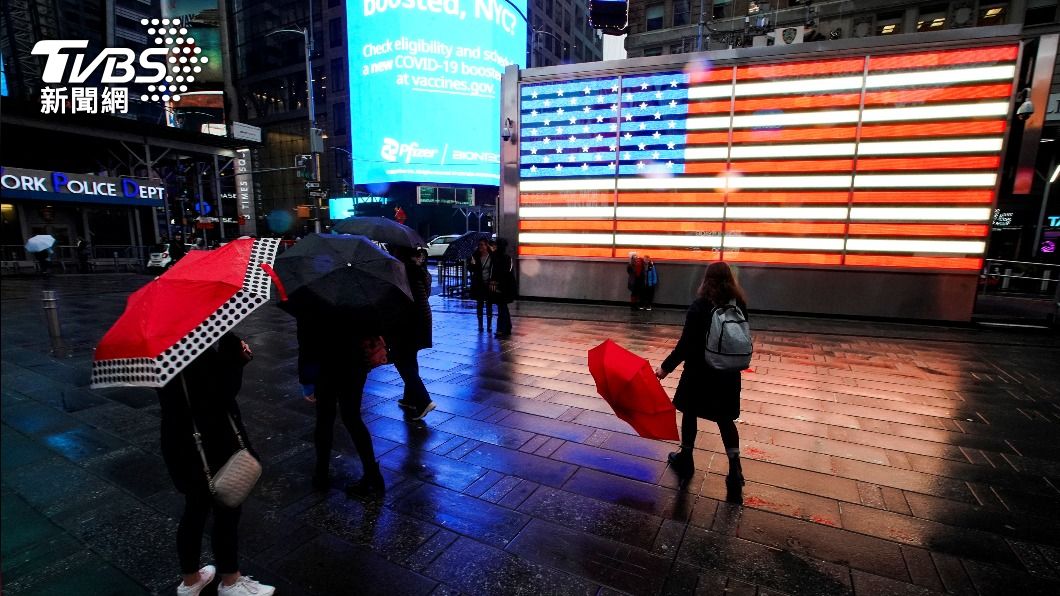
[1042,270,1052,294]
[42,290,62,339]
[1002,267,1012,290]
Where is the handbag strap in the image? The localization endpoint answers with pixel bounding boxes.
[180,374,246,492]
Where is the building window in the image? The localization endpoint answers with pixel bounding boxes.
[877,11,904,35]
[329,17,343,48]
[673,0,690,26]
[645,5,665,31]
[643,46,663,56]
[916,5,948,31]
[978,3,1008,26]
[712,0,731,20]
[333,103,347,137]
[330,57,347,92]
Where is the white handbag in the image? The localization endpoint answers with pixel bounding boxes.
[181,376,261,507]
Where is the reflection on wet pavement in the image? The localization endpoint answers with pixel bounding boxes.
[2,273,1059,595]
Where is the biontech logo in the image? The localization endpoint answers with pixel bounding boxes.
[380,138,438,163]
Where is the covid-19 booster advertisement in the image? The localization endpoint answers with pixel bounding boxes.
[349,0,527,185]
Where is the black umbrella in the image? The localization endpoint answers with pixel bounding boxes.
[273,233,413,324]
[331,216,426,249]
[441,232,492,262]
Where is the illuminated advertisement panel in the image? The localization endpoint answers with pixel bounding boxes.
[517,44,1017,271]
[349,0,528,185]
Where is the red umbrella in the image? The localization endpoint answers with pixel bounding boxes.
[587,339,679,440]
[91,238,280,389]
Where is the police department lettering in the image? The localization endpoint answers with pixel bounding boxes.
[363,0,520,35]
[380,138,438,163]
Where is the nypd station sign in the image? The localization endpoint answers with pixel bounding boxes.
[0,166,164,207]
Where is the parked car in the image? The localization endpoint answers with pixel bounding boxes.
[146,243,173,272]
[425,234,461,258]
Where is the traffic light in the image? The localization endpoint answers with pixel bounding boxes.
[295,154,318,181]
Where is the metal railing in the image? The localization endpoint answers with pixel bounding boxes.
[1,244,152,273]
[980,259,1060,297]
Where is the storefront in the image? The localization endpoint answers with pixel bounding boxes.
[0,166,164,260]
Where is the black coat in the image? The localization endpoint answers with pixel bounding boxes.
[487,251,516,305]
[388,262,433,351]
[159,333,252,495]
[297,315,372,386]
[467,252,491,301]
[661,298,747,421]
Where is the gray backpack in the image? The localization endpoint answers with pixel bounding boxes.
[704,300,752,371]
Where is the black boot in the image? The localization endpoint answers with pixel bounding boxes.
[726,455,745,488]
[346,462,385,497]
[667,449,694,480]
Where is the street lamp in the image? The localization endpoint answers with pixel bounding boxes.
[268,19,324,232]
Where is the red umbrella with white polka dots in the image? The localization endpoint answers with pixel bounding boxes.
[90,237,280,389]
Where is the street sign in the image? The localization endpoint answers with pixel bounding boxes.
[305,182,321,189]
[230,121,262,143]
[308,191,327,198]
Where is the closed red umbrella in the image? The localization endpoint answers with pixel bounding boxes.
[587,339,679,440]
[91,237,280,389]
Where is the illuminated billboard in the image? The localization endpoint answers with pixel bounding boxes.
[517,45,1017,271]
[348,0,527,186]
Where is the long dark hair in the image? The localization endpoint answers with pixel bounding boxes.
[697,262,747,307]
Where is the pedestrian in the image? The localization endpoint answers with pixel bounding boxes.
[34,246,53,275]
[487,237,515,338]
[655,262,748,492]
[627,252,645,310]
[390,246,437,420]
[297,312,385,495]
[393,205,407,226]
[467,238,493,333]
[171,233,187,262]
[158,333,275,596]
[76,237,91,273]
[642,255,658,311]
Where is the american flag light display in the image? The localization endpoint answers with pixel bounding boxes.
[517,45,1018,270]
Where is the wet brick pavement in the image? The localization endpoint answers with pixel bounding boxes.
[2,273,1059,595]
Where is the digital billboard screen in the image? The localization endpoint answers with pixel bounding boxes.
[517,44,1017,272]
[349,0,527,186]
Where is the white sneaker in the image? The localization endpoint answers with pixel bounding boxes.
[218,576,275,596]
[177,565,215,596]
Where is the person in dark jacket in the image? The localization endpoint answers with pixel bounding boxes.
[467,238,493,332]
[627,253,645,310]
[297,312,384,495]
[390,246,436,420]
[158,333,275,596]
[487,237,515,338]
[655,262,748,492]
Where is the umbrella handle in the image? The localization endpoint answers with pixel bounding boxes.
[259,263,288,302]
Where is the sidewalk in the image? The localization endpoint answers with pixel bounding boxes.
[3,273,1059,595]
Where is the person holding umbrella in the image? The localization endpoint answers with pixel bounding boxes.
[91,237,281,596]
[159,333,274,596]
[654,262,748,491]
[271,233,414,495]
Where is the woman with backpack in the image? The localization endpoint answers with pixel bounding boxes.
[655,262,748,492]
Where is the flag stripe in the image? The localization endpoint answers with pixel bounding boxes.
[518,44,1015,272]
[847,223,989,237]
[867,46,1019,70]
